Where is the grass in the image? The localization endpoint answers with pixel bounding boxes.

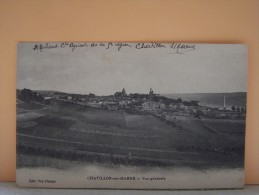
[17,112,45,122]
[17,101,46,110]
[17,101,246,169]
[35,116,75,129]
[201,119,245,134]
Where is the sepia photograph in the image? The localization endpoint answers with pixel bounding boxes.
[16,42,247,189]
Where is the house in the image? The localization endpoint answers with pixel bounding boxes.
[159,103,166,110]
[142,101,165,112]
[87,101,102,108]
[119,100,128,106]
[44,96,53,100]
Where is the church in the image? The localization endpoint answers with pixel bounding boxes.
[114,88,127,97]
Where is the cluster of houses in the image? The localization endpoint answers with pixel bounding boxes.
[43,88,246,120]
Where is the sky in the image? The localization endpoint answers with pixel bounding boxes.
[16,42,247,96]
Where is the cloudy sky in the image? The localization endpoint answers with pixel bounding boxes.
[17,42,247,95]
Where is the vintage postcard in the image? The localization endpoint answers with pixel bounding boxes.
[16,42,247,189]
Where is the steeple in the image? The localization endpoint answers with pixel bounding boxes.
[122,88,126,96]
[224,95,226,109]
[149,88,154,96]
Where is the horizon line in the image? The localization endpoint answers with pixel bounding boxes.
[16,88,247,96]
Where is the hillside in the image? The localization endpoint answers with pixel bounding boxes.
[164,92,247,108]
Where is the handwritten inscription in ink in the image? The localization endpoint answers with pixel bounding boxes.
[32,42,196,54]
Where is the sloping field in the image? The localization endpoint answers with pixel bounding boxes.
[17,101,46,110]
[17,112,45,121]
[17,101,245,169]
[201,118,245,134]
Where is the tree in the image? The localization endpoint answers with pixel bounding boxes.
[231,106,236,112]
[88,93,96,98]
[19,88,34,101]
[18,88,44,102]
[176,98,182,103]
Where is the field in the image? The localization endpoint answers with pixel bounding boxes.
[16,101,245,169]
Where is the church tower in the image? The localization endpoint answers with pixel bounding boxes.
[122,88,126,96]
[149,88,154,96]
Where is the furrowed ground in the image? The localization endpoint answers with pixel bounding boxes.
[16,101,245,169]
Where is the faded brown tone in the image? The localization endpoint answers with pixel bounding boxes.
[0,0,259,184]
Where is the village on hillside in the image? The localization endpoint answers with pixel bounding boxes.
[17,88,246,122]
